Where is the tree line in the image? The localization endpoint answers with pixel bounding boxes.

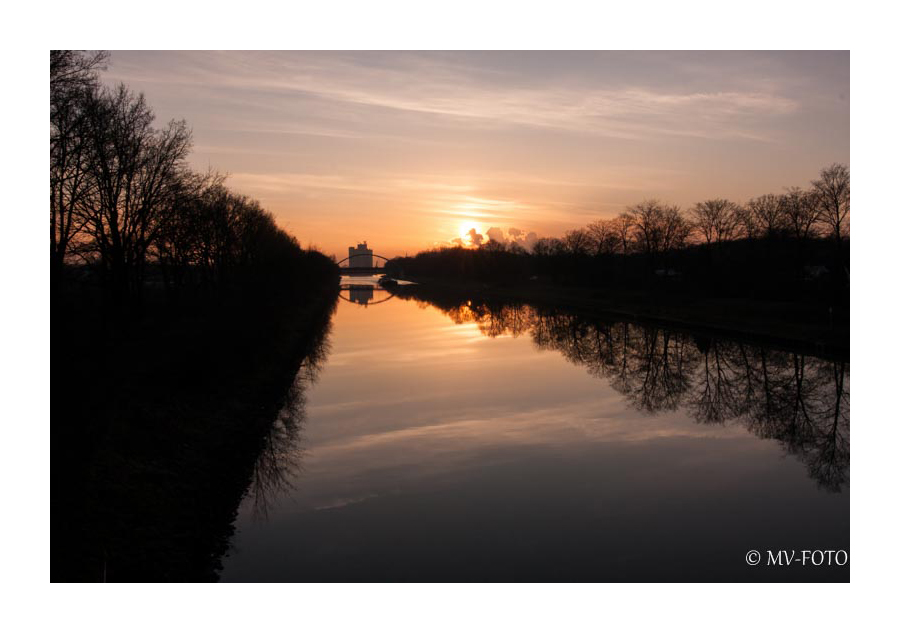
[571,165,848,258]
[51,50,336,306]
[386,165,849,303]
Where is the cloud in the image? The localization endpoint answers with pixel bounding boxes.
[518,231,539,251]
[108,52,803,143]
[505,228,539,251]
[486,227,507,244]
[467,228,484,246]
[283,72,799,141]
[479,226,541,251]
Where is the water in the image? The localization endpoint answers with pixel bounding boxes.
[220,277,849,581]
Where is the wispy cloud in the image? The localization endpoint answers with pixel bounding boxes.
[108,51,801,142]
[104,51,848,256]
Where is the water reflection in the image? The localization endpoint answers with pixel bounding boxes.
[340,281,398,307]
[223,283,848,581]
[245,318,333,519]
[346,284,374,306]
[399,294,849,491]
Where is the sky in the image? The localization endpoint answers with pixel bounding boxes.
[103,51,849,259]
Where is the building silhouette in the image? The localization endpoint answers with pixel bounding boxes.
[348,242,373,267]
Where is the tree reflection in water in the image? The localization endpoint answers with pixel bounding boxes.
[408,295,849,492]
[245,320,333,518]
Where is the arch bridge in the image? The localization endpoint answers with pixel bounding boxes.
[337,253,393,275]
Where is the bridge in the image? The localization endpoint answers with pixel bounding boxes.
[337,253,393,276]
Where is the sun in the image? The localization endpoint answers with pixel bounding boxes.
[458,222,481,243]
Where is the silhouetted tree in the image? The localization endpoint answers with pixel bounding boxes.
[812,163,850,243]
[533,237,563,258]
[690,199,740,245]
[51,51,336,310]
[51,51,108,94]
[734,204,758,240]
[612,212,634,256]
[627,199,666,258]
[586,218,620,257]
[781,187,821,242]
[80,84,192,300]
[746,193,786,238]
[658,205,692,262]
[50,50,108,289]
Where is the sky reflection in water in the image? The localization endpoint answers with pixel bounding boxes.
[221,279,849,582]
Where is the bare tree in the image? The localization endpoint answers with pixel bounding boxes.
[626,200,690,268]
[627,199,666,256]
[812,163,850,242]
[690,198,740,245]
[153,170,225,292]
[50,51,108,287]
[81,84,192,299]
[781,187,821,242]
[586,219,620,256]
[612,212,633,256]
[733,204,758,240]
[562,228,593,256]
[532,237,563,258]
[746,193,786,238]
[50,50,108,97]
[659,205,692,262]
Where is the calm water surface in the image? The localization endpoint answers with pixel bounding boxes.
[221,277,849,581]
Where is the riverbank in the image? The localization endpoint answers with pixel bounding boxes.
[52,279,340,581]
[388,277,849,358]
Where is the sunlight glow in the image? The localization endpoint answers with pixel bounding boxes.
[459,222,481,242]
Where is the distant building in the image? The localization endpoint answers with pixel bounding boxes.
[348,241,373,267]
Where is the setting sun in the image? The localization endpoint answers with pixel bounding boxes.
[459,223,480,241]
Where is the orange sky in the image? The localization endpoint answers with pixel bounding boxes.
[104,51,849,259]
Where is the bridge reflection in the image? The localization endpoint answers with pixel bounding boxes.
[339,283,395,307]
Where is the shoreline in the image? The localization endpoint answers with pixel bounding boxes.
[388,276,850,360]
